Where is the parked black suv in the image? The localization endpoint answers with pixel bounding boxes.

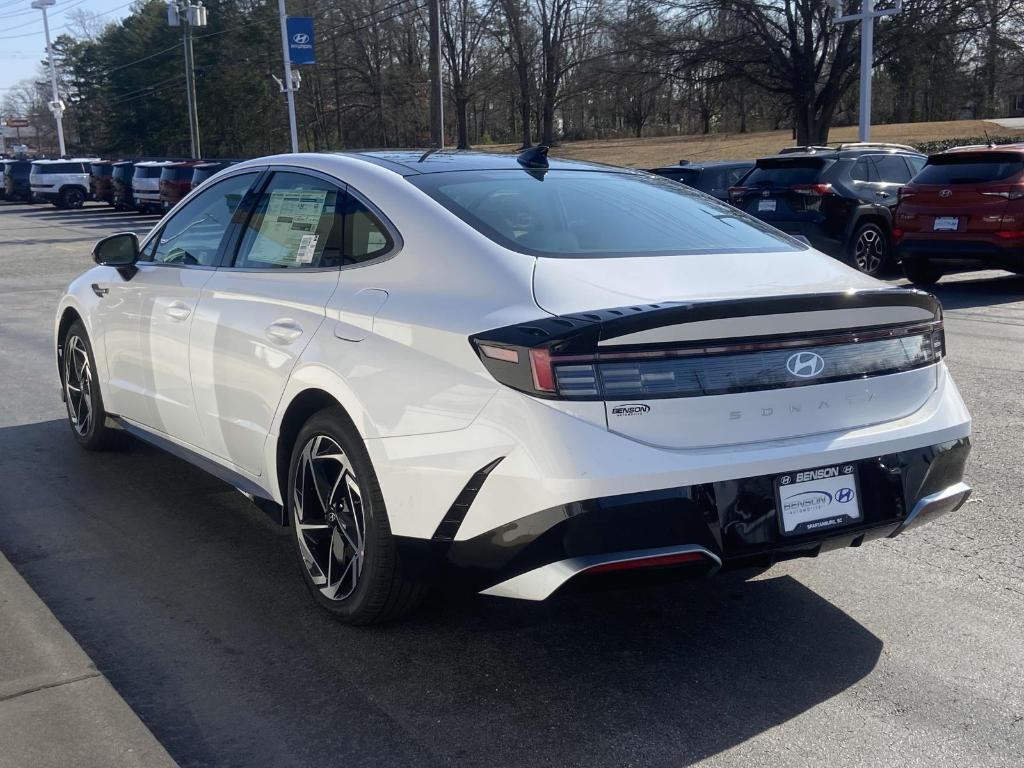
[2,159,32,202]
[647,160,754,201]
[729,143,926,275]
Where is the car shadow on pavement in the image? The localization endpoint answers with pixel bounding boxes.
[0,419,883,768]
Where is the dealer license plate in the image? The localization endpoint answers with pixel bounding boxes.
[933,216,959,231]
[758,199,777,212]
[776,463,862,536]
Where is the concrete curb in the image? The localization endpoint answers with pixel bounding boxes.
[0,552,178,768]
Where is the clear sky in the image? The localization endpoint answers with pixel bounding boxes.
[0,0,135,98]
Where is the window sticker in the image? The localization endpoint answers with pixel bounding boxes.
[296,234,319,264]
[245,188,329,265]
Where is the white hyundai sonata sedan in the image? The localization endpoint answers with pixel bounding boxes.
[55,148,972,623]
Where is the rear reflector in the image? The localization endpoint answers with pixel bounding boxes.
[479,344,520,363]
[585,551,707,574]
[996,230,1024,240]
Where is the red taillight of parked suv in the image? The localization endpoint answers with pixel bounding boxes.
[894,145,1024,285]
[158,161,202,211]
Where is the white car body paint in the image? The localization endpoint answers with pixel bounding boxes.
[55,151,972,601]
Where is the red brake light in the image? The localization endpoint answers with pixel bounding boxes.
[790,183,833,196]
[995,230,1024,240]
[892,228,904,240]
[980,186,1024,201]
[528,348,556,392]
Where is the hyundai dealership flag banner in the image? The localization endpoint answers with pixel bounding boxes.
[287,17,315,65]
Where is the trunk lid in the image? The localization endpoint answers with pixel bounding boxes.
[520,256,942,449]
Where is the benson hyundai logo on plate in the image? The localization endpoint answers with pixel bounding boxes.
[775,463,861,535]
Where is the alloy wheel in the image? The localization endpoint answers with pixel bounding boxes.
[293,435,366,601]
[854,228,886,274]
[64,336,93,437]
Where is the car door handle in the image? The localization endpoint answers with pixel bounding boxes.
[165,301,192,321]
[265,319,303,345]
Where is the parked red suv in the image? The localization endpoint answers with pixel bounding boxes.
[158,160,202,211]
[894,144,1024,284]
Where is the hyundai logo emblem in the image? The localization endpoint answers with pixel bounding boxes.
[292,32,310,44]
[939,189,952,198]
[786,351,825,378]
[836,488,855,503]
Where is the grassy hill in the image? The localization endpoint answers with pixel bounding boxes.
[483,119,1024,167]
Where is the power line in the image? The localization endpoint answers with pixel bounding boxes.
[0,0,131,40]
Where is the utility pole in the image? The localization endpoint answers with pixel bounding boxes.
[168,2,207,159]
[428,0,443,148]
[276,0,299,153]
[31,0,66,157]
[833,0,902,142]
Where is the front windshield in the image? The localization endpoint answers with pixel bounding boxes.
[409,169,802,258]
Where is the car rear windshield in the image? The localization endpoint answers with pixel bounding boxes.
[915,152,1024,184]
[112,165,133,180]
[743,158,829,187]
[35,162,86,175]
[134,166,165,179]
[408,170,802,257]
[90,164,113,176]
[161,167,194,182]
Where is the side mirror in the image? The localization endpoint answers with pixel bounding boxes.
[92,232,139,269]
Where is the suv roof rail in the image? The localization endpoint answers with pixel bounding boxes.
[778,145,834,154]
[834,142,918,152]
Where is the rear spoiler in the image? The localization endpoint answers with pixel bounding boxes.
[470,289,942,398]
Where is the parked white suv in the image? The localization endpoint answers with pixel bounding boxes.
[54,150,972,624]
[131,160,173,213]
[30,158,97,208]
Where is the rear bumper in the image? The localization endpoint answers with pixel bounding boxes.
[897,238,1024,270]
[400,438,970,599]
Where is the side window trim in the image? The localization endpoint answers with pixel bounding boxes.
[141,171,266,270]
[137,169,262,269]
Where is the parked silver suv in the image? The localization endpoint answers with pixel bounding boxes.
[29,159,98,209]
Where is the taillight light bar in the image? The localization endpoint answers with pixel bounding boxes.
[980,186,1024,200]
[790,183,833,196]
[472,320,945,401]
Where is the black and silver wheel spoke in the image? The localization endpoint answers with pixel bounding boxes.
[293,434,366,601]
[855,229,885,273]
[64,337,93,437]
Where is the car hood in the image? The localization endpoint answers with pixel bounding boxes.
[531,247,883,316]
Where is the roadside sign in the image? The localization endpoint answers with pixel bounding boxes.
[286,17,315,65]
[3,118,30,128]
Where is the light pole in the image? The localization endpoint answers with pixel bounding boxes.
[276,0,299,153]
[833,0,902,142]
[167,1,208,159]
[31,0,66,157]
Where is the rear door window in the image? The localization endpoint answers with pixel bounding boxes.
[874,155,913,184]
[233,172,345,269]
[916,153,1024,184]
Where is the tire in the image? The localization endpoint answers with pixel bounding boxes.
[901,258,943,286]
[287,406,429,624]
[61,321,120,450]
[849,222,890,276]
[60,187,86,209]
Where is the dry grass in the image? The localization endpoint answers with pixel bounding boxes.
[480,119,1024,167]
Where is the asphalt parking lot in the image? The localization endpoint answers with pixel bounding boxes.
[1,200,1022,768]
